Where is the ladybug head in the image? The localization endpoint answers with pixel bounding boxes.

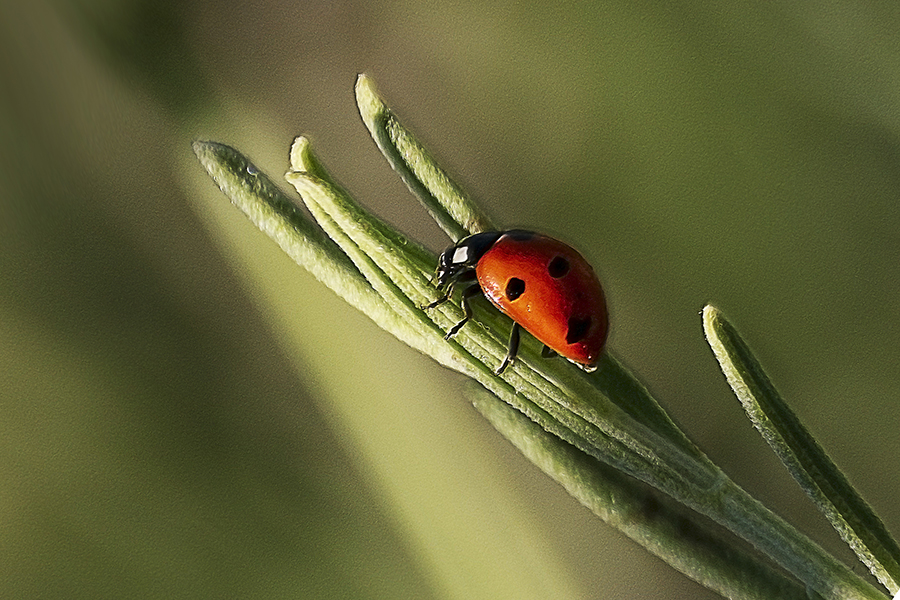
[433,231,503,289]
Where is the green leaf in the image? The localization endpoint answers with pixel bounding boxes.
[192,140,370,303]
[193,140,444,367]
[193,78,891,600]
[355,74,494,241]
[588,352,709,465]
[469,383,813,600]
[703,305,900,594]
[284,136,459,367]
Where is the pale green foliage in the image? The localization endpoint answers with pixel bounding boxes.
[194,76,897,600]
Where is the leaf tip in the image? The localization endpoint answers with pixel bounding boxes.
[288,135,312,174]
[702,304,722,340]
[192,139,221,169]
[355,73,386,128]
[191,140,260,196]
[191,139,206,157]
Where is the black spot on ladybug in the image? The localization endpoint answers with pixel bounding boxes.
[547,256,570,278]
[505,277,526,301]
[566,315,591,344]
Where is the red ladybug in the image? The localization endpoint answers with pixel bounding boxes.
[427,230,608,374]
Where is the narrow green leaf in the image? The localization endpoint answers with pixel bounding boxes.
[469,384,813,600]
[281,134,721,509]
[587,352,711,466]
[352,76,708,490]
[703,305,900,594]
[194,140,443,369]
[284,136,500,376]
[287,137,435,306]
[352,75,720,485]
[355,74,494,241]
[288,135,437,274]
[193,77,889,598]
[192,140,372,305]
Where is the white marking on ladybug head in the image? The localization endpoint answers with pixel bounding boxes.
[452,246,469,264]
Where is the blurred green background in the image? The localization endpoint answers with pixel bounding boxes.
[2,0,898,598]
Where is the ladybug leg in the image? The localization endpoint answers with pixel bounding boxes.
[496,322,521,375]
[424,291,450,310]
[424,277,457,309]
[424,279,461,310]
[444,284,482,339]
[541,345,558,359]
[424,271,475,310]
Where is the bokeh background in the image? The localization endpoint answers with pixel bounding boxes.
[2,1,899,598]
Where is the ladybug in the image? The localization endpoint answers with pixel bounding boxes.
[427,230,608,374]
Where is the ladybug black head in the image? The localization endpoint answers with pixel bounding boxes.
[434,231,503,289]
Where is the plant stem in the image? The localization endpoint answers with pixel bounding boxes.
[471,384,812,600]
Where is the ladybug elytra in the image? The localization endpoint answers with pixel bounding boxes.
[427,230,608,374]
